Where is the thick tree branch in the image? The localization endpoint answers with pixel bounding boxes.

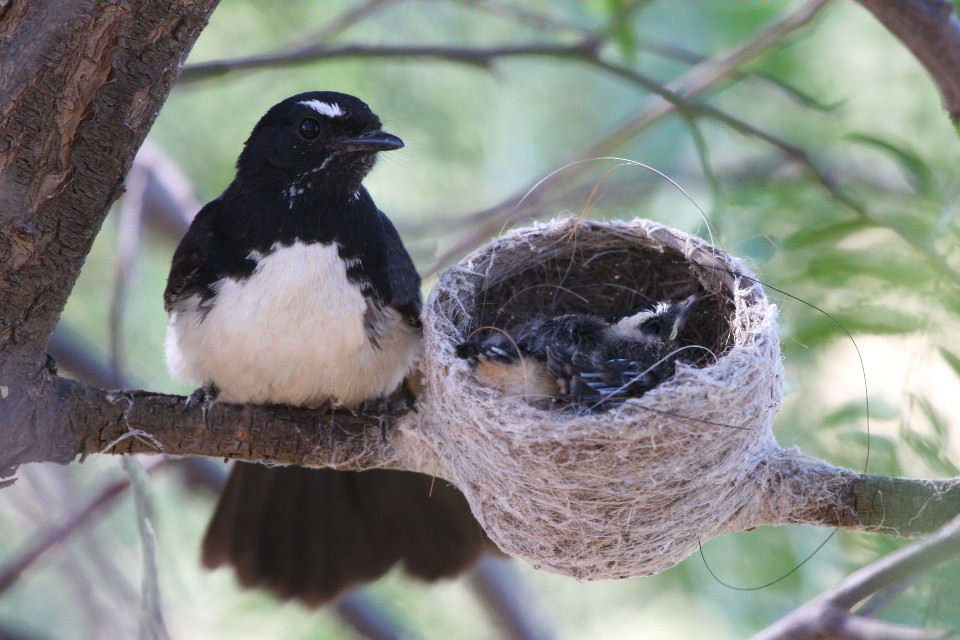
[0,375,406,479]
[2,372,958,541]
[856,0,960,122]
[0,0,218,380]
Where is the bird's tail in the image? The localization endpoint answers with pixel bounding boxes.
[202,463,494,606]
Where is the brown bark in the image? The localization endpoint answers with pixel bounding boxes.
[0,0,218,381]
[855,0,960,122]
[0,374,400,479]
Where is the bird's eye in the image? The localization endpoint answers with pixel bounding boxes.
[298,118,321,140]
[641,318,665,336]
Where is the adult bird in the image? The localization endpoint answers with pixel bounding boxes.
[164,91,491,605]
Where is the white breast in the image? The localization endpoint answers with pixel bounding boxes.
[165,241,420,407]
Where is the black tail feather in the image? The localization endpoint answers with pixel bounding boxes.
[202,463,495,606]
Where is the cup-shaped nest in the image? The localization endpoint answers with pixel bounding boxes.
[420,217,783,579]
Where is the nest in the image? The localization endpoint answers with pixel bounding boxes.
[417,217,785,579]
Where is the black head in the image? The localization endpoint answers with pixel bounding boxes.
[614,293,700,344]
[236,91,403,194]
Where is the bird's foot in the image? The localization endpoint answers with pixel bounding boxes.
[184,383,220,427]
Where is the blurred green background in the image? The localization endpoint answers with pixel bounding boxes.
[2,1,960,638]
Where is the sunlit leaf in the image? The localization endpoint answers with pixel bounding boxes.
[846,133,937,198]
[801,248,931,289]
[781,220,872,249]
[605,0,641,64]
[788,307,921,350]
[822,398,897,429]
[900,427,960,476]
[937,347,960,381]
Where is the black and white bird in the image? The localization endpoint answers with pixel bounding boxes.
[164,92,490,605]
[456,294,700,406]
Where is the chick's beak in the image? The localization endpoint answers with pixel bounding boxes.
[668,293,700,341]
[338,130,404,154]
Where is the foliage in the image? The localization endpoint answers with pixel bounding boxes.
[2,2,958,639]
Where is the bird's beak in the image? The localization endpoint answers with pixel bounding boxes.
[338,130,404,154]
[668,293,700,341]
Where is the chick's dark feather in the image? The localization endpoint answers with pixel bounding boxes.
[457,295,699,404]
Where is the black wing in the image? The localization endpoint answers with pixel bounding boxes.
[378,210,422,327]
[163,199,222,313]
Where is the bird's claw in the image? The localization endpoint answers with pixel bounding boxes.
[184,384,220,428]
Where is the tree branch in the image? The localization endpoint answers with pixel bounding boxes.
[856,0,960,123]
[0,0,218,380]
[2,372,958,541]
[753,513,960,640]
[179,41,598,81]
[0,459,170,595]
[0,375,407,479]
[423,1,827,276]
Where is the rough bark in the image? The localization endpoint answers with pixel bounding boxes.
[0,0,218,381]
[0,375,402,480]
[855,0,960,122]
[4,375,960,539]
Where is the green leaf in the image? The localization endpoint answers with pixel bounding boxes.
[937,347,960,380]
[787,306,921,349]
[802,248,931,289]
[846,133,937,198]
[822,398,897,428]
[605,0,641,65]
[782,220,871,249]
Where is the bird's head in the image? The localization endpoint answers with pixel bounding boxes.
[612,293,700,344]
[236,91,403,195]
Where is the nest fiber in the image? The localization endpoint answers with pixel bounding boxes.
[419,218,784,579]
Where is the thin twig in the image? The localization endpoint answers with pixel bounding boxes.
[423,1,828,275]
[284,1,390,50]
[0,459,170,595]
[470,556,556,640]
[752,514,960,640]
[179,41,598,82]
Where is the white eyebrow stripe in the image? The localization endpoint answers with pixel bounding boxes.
[298,99,344,118]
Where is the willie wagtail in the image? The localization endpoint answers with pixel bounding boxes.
[456,294,700,405]
[164,92,491,605]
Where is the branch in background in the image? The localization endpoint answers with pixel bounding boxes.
[334,594,419,640]
[856,0,960,122]
[283,1,390,50]
[0,459,170,595]
[135,140,199,239]
[179,41,598,81]
[752,513,960,640]
[471,556,557,640]
[49,327,131,390]
[109,153,149,384]
[423,1,828,275]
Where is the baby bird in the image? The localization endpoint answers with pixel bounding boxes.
[456,293,699,406]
